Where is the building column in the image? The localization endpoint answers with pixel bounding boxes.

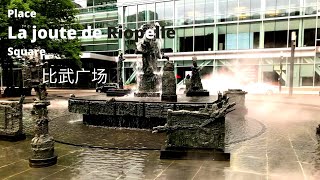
[259,23,265,49]
[299,19,304,47]
[214,25,218,51]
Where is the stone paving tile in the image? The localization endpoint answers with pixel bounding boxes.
[0,160,30,179]
[192,168,226,180]
[300,162,320,180]
[154,164,200,180]
[268,160,303,175]
[268,173,305,180]
[56,149,85,167]
[224,169,267,180]
[202,160,230,170]
[266,137,292,149]
[230,155,267,174]
[1,94,320,179]
[234,145,267,159]
[6,164,65,180]
[41,167,81,179]
[123,160,174,180]
[266,147,297,161]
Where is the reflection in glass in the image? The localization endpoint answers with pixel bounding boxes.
[156,1,173,21]
[184,0,194,25]
[195,0,205,24]
[175,0,184,25]
[205,0,214,23]
[217,0,227,22]
[155,2,164,20]
[138,4,147,21]
[147,4,155,22]
[126,6,137,23]
[227,0,238,21]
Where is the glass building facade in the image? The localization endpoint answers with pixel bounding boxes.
[117,0,320,88]
[74,0,119,56]
[76,0,320,88]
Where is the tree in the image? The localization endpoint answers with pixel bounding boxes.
[0,0,83,82]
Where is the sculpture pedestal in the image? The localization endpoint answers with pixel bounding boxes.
[30,133,57,167]
[29,156,57,168]
[224,89,247,116]
[29,100,57,168]
[161,61,177,102]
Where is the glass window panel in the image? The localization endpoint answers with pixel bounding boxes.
[238,23,252,49]
[164,1,174,20]
[251,0,261,11]
[238,0,250,20]
[218,0,227,22]
[277,0,289,7]
[147,4,155,22]
[266,0,277,10]
[176,28,193,52]
[195,0,205,24]
[228,0,238,13]
[290,7,300,16]
[126,23,136,29]
[164,37,174,51]
[184,0,194,25]
[126,6,137,23]
[175,0,185,25]
[227,0,238,21]
[138,4,147,21]
[194,27,205,51]
[264,21,276,48]
[251,23,261,49]
[176,28,184,52]
[290,0,300,7]
[205,26,214,51]
[218,25,226,50]
[155,2,164,20]
[226,24,237,50]
[204,0,214,23]
[303,18,316,47]
[305,0,317,5]
[239,0,250,12]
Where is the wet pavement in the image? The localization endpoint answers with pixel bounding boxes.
[0,90,319,179]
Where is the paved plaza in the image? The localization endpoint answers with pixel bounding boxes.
[0,90,319,179]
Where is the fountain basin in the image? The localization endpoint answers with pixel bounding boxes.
[68,98,214,129]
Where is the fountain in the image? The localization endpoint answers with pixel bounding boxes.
[134,24,162,97]
[68,23,244,161]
